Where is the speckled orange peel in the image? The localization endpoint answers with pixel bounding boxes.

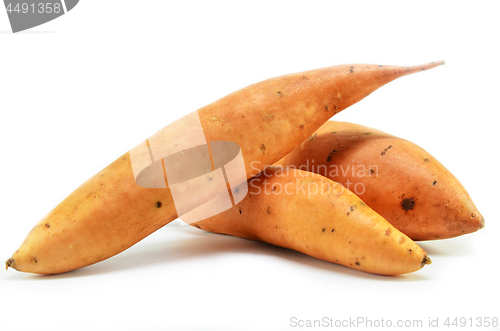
[192,167,432,276]
[275,121,484,241]
[5,61,444,274]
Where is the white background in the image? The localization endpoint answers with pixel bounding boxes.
[1,1,499,330]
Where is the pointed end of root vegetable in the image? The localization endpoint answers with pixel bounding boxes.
[421,256,432,269]
[478,215,485,230]
[454,206,485,239]
[5,258,15,271]
[404,60,445,75]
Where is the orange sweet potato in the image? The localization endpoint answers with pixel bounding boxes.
[275,121,484,240]
[6,62,443,274]
[192,167,431,276]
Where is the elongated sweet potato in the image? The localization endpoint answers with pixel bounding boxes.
[6,62,443,274]
[275,121,484,240]
[192,167,431,275]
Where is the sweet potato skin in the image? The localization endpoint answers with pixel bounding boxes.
[193,167,430,276]
[7,62,443,274]
[6,153,175,274]
[198,62,444,178]
[275,121,484,241]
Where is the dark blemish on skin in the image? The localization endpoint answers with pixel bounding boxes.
[322,228,325,232]
[271,186,277,192]
[424,158,429,162]
[347,205,356,215]
[235,187,239,194]
[381,145,392,155]
[355,262,360,266]
[300,122,305,129]
[402,197,416,211]
[350,66,354,73]
[260,144,266,154]
[156,201,162,208]
[325,105,329,111]
[326,150,337,162]
[267,206,271,215]
[32,257,37,263]
[360,201,366,206]
[334,104,338,111]
[302,75,307,79]
[263,113,275,121]
[239,209,242,214]
[331,229,335,232]
[370,169,375,175]
[310,133,318,141]
[194,224,201,229]
[45,223,50,228]
[277,91,283,97]
[432,181,437,186]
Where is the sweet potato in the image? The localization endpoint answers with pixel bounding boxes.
[6,62,443,274]
[275,121,484,240]
[192,167,431,275]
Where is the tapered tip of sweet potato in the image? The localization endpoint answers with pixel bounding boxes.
[5,258,15,271]
[406,61,445,75]
[421,256,432,269]
[478,216,485,230]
